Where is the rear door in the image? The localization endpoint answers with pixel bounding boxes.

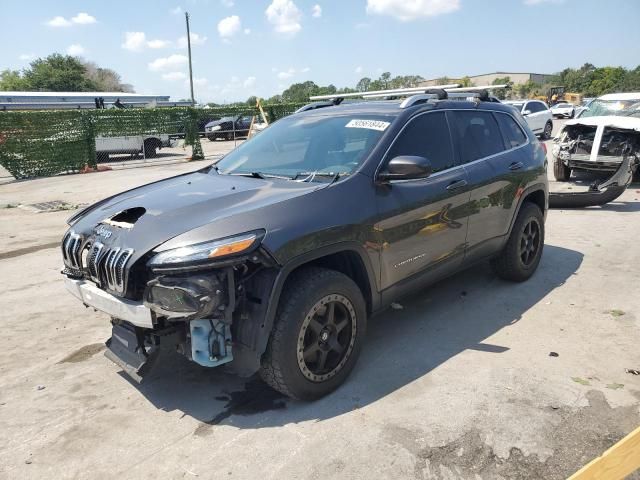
[375,111,471,290]
[449,109,528,259]
[524,101,545,133]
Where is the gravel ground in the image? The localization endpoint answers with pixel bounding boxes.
[0,122,639,480]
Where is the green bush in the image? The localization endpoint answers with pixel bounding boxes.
[0,103,306,179]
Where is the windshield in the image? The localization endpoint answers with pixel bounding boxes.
[214,114,393,180]
[506,102,524,111]
[620,102,640,118]
[578,98,640,118]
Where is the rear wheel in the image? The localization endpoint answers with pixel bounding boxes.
[260,267,366,400]
[542,121,553,140]
[144,139,158,158]
[553,158,571,181]
[491,202,544,282]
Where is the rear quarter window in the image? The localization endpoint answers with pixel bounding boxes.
[495,112,527,149]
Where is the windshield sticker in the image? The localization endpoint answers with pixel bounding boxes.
[345,119,390,131]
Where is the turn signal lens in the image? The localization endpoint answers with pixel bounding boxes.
[208,237,256,258]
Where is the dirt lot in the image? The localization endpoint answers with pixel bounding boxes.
[1,126,639,480]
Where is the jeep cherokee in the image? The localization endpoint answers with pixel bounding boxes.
[61,92,548,400]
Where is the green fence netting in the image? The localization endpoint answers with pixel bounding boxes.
[0,103,306,179]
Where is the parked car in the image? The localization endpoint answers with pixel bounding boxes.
[61,94,548,400]
[95,134,175,161]
[205,115,253,141]
[552,93,640,181]
[550,102,575,118]
[503,100,554,139]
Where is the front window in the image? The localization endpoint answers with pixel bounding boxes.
[578,98,640,118]
[215,114,393,180]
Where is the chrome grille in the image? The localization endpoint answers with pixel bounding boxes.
[62,231,83,270]
[62,230,134,295]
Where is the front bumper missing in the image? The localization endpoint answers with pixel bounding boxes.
[65,277,154,328]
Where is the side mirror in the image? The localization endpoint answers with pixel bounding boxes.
[378,156,432,182]
[522,109,532,116]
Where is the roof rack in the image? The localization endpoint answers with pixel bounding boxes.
[300,84,510,112]
[308,84,460,101]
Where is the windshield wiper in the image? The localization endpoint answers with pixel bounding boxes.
[292,171,348,182]
[227,171,290,180]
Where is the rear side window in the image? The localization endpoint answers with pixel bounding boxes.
[387,112,454,173]
[495,113,527,149]
[449,111,505,164]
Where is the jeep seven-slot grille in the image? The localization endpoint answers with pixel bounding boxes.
[62,231,134,295]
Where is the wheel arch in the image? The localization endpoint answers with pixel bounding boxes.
[257,243,379,358]
[507,184,548,238]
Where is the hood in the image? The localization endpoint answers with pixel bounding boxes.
[205,118,234,128]
[565,116,640,131]
[68,170,322,265]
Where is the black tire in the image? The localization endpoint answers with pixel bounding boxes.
[225,132,234,141]
[491,202,544,282]
[542,121,553,140]
[260,267,367,400]
[143,139,158,158]
[207,135,216,142]
[553,158,571,181]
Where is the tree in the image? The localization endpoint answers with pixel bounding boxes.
[492,76,512,99]
[379,72,391,89]
[0,70,29,90]
[0,54,134,92]
[356,77,371,92]
[459,76,473,87]
[245,95,258,106]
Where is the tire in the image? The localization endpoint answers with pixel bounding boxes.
[207,135,216,142]
[491,202,544,282]
[553,158,571,181]
[143,139,158,158]
[260,267,367,400]
[225,132,234,141]
[542,121,553,140]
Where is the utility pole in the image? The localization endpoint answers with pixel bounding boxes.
[185,11,195,105]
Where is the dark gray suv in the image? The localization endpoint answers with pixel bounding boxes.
[61,93,548,400]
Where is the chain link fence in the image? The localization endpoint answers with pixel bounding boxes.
[0,103,306,180]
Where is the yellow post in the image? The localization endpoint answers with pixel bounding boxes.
[568,425,640,480]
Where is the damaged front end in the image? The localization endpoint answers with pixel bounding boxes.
[63,225,280,383]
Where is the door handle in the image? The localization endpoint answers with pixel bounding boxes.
[509,161,524,171]
[446,179,468,191]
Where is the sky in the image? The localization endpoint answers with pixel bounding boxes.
[1,0,639,103]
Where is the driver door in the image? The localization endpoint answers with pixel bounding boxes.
[375,111,471,291]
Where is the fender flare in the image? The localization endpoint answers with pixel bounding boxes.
[506,182,548,238]
[256,242,379,357]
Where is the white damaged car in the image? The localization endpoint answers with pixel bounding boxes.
[551,94,640,181]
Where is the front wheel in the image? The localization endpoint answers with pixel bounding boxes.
[260,267,367,400]
[542,121,553,140]
[553,158,571,181]
[491,202,544,282]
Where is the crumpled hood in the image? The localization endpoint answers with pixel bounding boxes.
[68,170,321,264]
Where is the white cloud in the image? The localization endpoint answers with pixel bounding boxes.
[47,13,96,27]
[177,32,207,48]
[162,71,186,81]
[221,0,235,6]
[277,67,296,80]
[71,13,96,24]
[66,44,85,56]
[366,0,460,21]
[244,28,251,35]
[218,15,242,38]
[46,16,72,27]
[312,4,322,17]
[355,66,363,74]
[265,0,302,35]
[243,76,257,88]
[192,77,208,87]
[170,6,183,14]
[122,32,171,51]
[147,39,170,49]
[148,54,188,71]
[301,67,310,73]
[19,53,35,61]
[122,32,147,51]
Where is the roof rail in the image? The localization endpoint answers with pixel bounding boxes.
[294,97,344,113]
[308,84,460,101]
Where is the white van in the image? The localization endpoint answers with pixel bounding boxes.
[95,134,176,161]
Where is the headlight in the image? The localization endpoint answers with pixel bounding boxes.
[210,125,222,132]
[148,231,263,267]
